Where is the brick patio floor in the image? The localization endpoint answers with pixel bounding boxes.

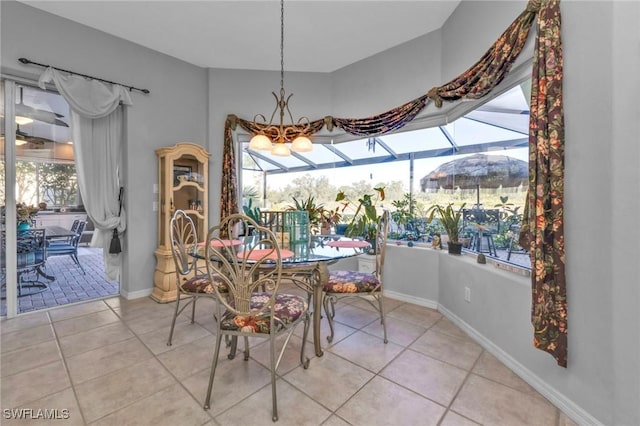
[1,247,119,316]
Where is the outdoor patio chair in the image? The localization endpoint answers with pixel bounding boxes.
[323,210,390,344]
[46,221,86,274]
[203,213,310,421]
[47,219,81,246]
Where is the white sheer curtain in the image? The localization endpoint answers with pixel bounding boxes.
[39,67,132,280]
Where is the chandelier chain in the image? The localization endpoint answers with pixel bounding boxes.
[280,0,285,97]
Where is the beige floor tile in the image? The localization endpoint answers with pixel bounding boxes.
[472,351,539,395]
[112,297,175,322]
[48,300,110,322]
[90,383,211,426]
[1,340,61,377]
[331,303,381,330]
[157,334,217,379]
[1,323,55,353]
[431,317,469,340]
[65,337,154,385]
[52,309,120,338]
[451,374,558,426]
[0,311,50,335]
[321,415,352,426]
[1,388,84,426]
[440,410,481,426]
[380,349,467,406]
[361,315,427,346]
[410,330,482,370]
[181,357,272,416]
[58,322,134,358]
[214,379,331,426]
[386,303,442,327]
[328,331,404,373]
[74,358,176,423]
[336,375,446,426]
[137,321,210,355]
[295,315,357,348]
[123,307,189,336]
[250,334,311,376]
[1,360,71,408]
[284,350,374,411]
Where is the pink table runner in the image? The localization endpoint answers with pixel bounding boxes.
[236,248,295,261]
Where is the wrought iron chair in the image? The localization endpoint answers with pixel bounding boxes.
[203,213,310,422]
[323,210,390,344]
[46,221,86,274]
[166,210,225,346]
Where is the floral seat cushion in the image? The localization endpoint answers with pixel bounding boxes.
[325,270,380,293]
[180,273,228,294]
[220,292,308,334]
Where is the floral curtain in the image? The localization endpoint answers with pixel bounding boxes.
[220,115,240,220]
[222,0,566,366]
[518,0,566,367]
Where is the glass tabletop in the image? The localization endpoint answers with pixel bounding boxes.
[198,235,370,264]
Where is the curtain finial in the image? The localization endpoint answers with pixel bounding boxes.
[227,114,238,131]
[427,87,444,108]
[324,116,334,132]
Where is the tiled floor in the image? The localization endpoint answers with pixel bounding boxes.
[1,248,119,316]
[0,285,577,425]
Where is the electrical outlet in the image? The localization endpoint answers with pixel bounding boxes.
[152,201,158,211]
[153,183,158,194]
[464,286,471,303]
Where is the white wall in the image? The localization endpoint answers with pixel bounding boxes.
[1,1,209,296]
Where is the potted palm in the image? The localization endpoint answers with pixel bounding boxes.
[426,203,466,254]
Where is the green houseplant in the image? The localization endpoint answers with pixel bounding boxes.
[426,203,466,254]
[337,186,385,243]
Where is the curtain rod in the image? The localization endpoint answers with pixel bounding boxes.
[18,57,150,94]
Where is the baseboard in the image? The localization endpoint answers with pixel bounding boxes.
[384,290,438,310]
[437,304,603,426]
[120,287,153,300]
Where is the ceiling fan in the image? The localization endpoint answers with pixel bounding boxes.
[16,86,69,127]
[16,124,48,146]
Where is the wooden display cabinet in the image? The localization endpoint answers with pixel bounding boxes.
[152,142,210,302]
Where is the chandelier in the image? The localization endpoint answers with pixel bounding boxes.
[248,0,312,157]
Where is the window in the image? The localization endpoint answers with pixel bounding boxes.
[240,80,531,269]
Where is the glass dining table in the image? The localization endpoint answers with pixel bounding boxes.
[198,235,371,357]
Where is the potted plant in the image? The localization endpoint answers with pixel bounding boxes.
[242,198,261,235]
[426,203,466,254]
[288,195,325,234]
[17,203,39,231]
[336,186,385,246]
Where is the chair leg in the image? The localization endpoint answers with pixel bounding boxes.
[191,296,197,323]
[269,333,278,422]
[377,293,388,344]
[204,332,224,410]
[70,253,86,275]
[167,292,182,346]
[243,336,250,361]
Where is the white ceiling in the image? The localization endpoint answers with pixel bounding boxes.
[18,1,460,73]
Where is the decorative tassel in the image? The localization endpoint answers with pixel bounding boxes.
[109,228,121,254]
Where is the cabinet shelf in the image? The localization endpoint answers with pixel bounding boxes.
[173,181,204,192]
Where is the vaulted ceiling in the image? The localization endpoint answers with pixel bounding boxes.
[17,1,460,72]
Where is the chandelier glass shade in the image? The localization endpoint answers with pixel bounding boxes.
[248,0,312,156]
